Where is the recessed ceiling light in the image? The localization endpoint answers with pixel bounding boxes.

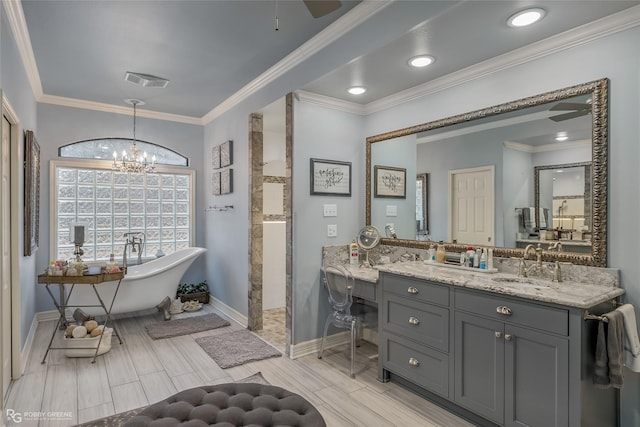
[555,132,568,142]
[408,55,435,68]
[507,8,545,27]
[347,86,366,95]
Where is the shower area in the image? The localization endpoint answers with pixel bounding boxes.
[248,95,292,354]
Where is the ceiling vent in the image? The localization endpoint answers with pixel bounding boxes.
[124,71,170,88]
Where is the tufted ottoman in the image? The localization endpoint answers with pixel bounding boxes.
[123,382,326,427]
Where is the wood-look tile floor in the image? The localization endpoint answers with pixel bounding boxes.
[3,304,473,427]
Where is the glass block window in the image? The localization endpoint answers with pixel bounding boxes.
[52,160,194,262]
[59,138,188,166]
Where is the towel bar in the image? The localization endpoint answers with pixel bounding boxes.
[584,311,608,323]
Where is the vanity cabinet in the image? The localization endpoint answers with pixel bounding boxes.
[377,271,618,427]
[454,290,569,426]
[378,273,451,398]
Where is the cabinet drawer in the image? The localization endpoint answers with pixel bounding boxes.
[353,278,376,302]
[454,289,568,335]
[382,335,449,398]
[382,273,449,306]
[382,293,449,352]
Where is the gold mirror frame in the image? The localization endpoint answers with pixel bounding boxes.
[366,78,608,266]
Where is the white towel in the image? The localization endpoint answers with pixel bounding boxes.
[616,304,640,372]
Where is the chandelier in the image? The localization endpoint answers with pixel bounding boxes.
[112,99,156,174]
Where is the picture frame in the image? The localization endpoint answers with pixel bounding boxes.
[220,140,233,167]
[24,130,40,256]
[211,145,221,170]
[374,165,406,198]
[310,158,351,196]
[211,171,221,195]
[221,168,233,194]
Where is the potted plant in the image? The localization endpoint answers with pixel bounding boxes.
[176,280,209,304]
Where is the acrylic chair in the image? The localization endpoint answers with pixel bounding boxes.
[318,263,377,378]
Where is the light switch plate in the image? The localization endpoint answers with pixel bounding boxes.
[323,204,337,217]
[386,205,398,217]
[327,224,337,237]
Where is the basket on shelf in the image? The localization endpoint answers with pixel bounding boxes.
[176,280,209,304]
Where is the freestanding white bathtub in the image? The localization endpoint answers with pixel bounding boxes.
[66,247,207,315]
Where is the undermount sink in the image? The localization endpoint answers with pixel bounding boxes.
[491,277,551,287]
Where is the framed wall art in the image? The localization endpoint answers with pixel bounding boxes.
[212,171,221,195]
[24,130,40,256]
[212,145,221,170]
[221,168,233,194]
[374,165,406,198]
[220,140,233,167]
[310,158,351,196]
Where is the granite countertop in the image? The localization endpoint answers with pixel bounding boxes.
[345,261,624,309]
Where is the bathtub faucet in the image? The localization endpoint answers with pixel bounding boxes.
[123,232,145,268]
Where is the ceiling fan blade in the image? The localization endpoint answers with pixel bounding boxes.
[303,0,342,18]
[549,102,591,111]
[549,110,589,122]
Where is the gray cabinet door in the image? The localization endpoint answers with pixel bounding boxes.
[504,325,569,427]
[454,312,505,425]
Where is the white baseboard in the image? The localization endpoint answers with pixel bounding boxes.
[207,294,248,327]
[290,328,378,360]
[19,310,60,376]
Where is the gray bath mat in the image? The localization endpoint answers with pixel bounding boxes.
[145,313,230,339]
[195,330,282,368]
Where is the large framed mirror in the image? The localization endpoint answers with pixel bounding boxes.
[366,78,608,266]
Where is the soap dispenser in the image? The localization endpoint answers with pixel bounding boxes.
[436,244,446,263]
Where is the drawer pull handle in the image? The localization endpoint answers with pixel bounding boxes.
[408,316,420,325]
[505,334,513,341]
[495,331,501,339]
[408,357,420,367]
[407,287,419,294]
[496,306,512,316]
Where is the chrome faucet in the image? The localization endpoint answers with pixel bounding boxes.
[123,232,145,268]
[520,243,543,277]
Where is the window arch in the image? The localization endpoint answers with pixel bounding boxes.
[59,138,189,166]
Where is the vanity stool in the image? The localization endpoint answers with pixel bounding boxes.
[123,383,326,427]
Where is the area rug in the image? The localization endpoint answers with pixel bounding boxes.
[73,372,270,427]
[145,313,230,339]
[195,329,282,368]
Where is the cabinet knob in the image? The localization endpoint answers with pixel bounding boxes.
[407,286,419,294]
[504,334,513,341]
[408,357,420,367]
[495,331,501,338]
[496,306,512,316]
[408,316,420,325]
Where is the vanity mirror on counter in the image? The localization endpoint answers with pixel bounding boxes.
[366,78,608,266]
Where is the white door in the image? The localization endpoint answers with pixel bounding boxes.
[1,115,12,403]
[449,166,494,246]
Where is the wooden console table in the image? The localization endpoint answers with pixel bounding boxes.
[37,271,125,363]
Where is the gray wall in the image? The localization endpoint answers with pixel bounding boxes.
[36,104,205,312]
[502,146,532,248]
[2,8,39,348]
[364,25,640,426]
[370,134,416,239]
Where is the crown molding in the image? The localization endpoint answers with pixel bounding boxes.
[38,94,203,125]
[7,0,387,126]
[504,139,591,154]
[8,1,639,124]
[364,5,640,115]
[295,90,366,115]
[3,0,43,98]
[201,0,391,124]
